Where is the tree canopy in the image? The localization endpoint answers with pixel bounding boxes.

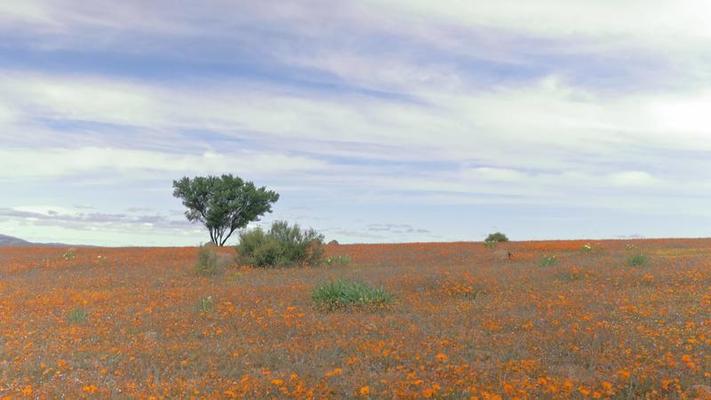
[172,174,279,246]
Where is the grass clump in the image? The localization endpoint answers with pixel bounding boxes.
[325,255,351,266]
[195,244,220,276]
[237,221,324,267]
[628,253,648,266]
[312,279,393,310]
[67,308,88,324]
[539,255,558,267]
[196,296,215,313]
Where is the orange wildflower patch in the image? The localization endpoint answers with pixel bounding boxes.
[0,239,708,398]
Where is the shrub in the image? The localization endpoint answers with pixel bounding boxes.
[539,255,558,267]
[312,279,393,310]
[581,243,593,253]
[628,253,647,266]
[195,245,220,276]
[67,308,88,324]
[62,248,76,260]
[325,255,351,266]
[485,232,509,244]
[236,221,324,267]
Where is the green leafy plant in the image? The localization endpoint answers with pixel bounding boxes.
[196,296,215,313]
[194,244,220,276]
[628,253,648,266]
[484,232,509,244]
[325,255,351,266]
[67,308,88,324]
[237,221,324,267]
[539,255,558,267]
[581,243,593,253]
[173,174,279,246]
[312,279,393,310]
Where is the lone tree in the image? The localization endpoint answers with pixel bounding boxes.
[173,174,279,246]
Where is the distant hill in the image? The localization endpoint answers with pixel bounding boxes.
[0,234,76,247]
[0,234,32,246]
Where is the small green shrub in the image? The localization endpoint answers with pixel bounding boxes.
[237,221,324,267]
[539,255,558,267]
[312,279,393,310]
[195,245,220,276]
[581,243,593,253]
[325,255,351,266]
[62,248,76,260]
[196,296,215,313]
[485,232,509,244]
[67,308,88,324]
[628,253,648,266]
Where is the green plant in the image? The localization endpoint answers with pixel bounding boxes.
[173,174,279,246]
[581,243,593,253]
[67,308,88,324]
[236,221,324,267]
[194,245,220,276]
[196,296,215,313]
[325,255,351,266]
[484,232,509,244]
[628,253,648,266]
[539,255,558,267]
[312,279,393,310]
[62,248,76,260]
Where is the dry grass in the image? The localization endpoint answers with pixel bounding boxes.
[0,239,708,398]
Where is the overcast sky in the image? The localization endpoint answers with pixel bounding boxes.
[2,1,711,246]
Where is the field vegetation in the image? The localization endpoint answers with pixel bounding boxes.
[0,239,708,398]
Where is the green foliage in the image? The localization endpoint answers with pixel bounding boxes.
[628,253,648,266]
[581,243,593,253]
[539,255,558,267]
[312,279,393,310]
[196,296,215,313]
[485,232,509,243]
[237,221,324,267]
[325,255,351,266]
[195,245,220,276]
[67,308,88,324]
[62,248,76,260]
[172,174,279,246]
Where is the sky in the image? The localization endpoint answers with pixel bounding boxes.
[2,1,711,246]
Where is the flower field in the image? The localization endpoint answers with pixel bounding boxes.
[0,240,709,399]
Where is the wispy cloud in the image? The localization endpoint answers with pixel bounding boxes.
[2,1,711,244]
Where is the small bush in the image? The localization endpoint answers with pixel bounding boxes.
[325,255,351,266]
[67,308,88,324]
[195,245,220,276]
[581,243,593,253]
[312,279,393,310]
[485,232,508,244]
[237,221,324,267]
[628,253,647,266]
[62,248,76,260]
[539,255,558,267]
[196,296,215,313]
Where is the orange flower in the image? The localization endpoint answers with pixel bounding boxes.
[435,353,448,362]
[271,379,284,386]
[21,386,33,396]
[82,385,99,394]
[325,368,343,377]
[359,386,370,396]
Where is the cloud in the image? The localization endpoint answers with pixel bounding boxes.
[0,147,327,180]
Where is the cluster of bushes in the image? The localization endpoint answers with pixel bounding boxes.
[236,221,325,268]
